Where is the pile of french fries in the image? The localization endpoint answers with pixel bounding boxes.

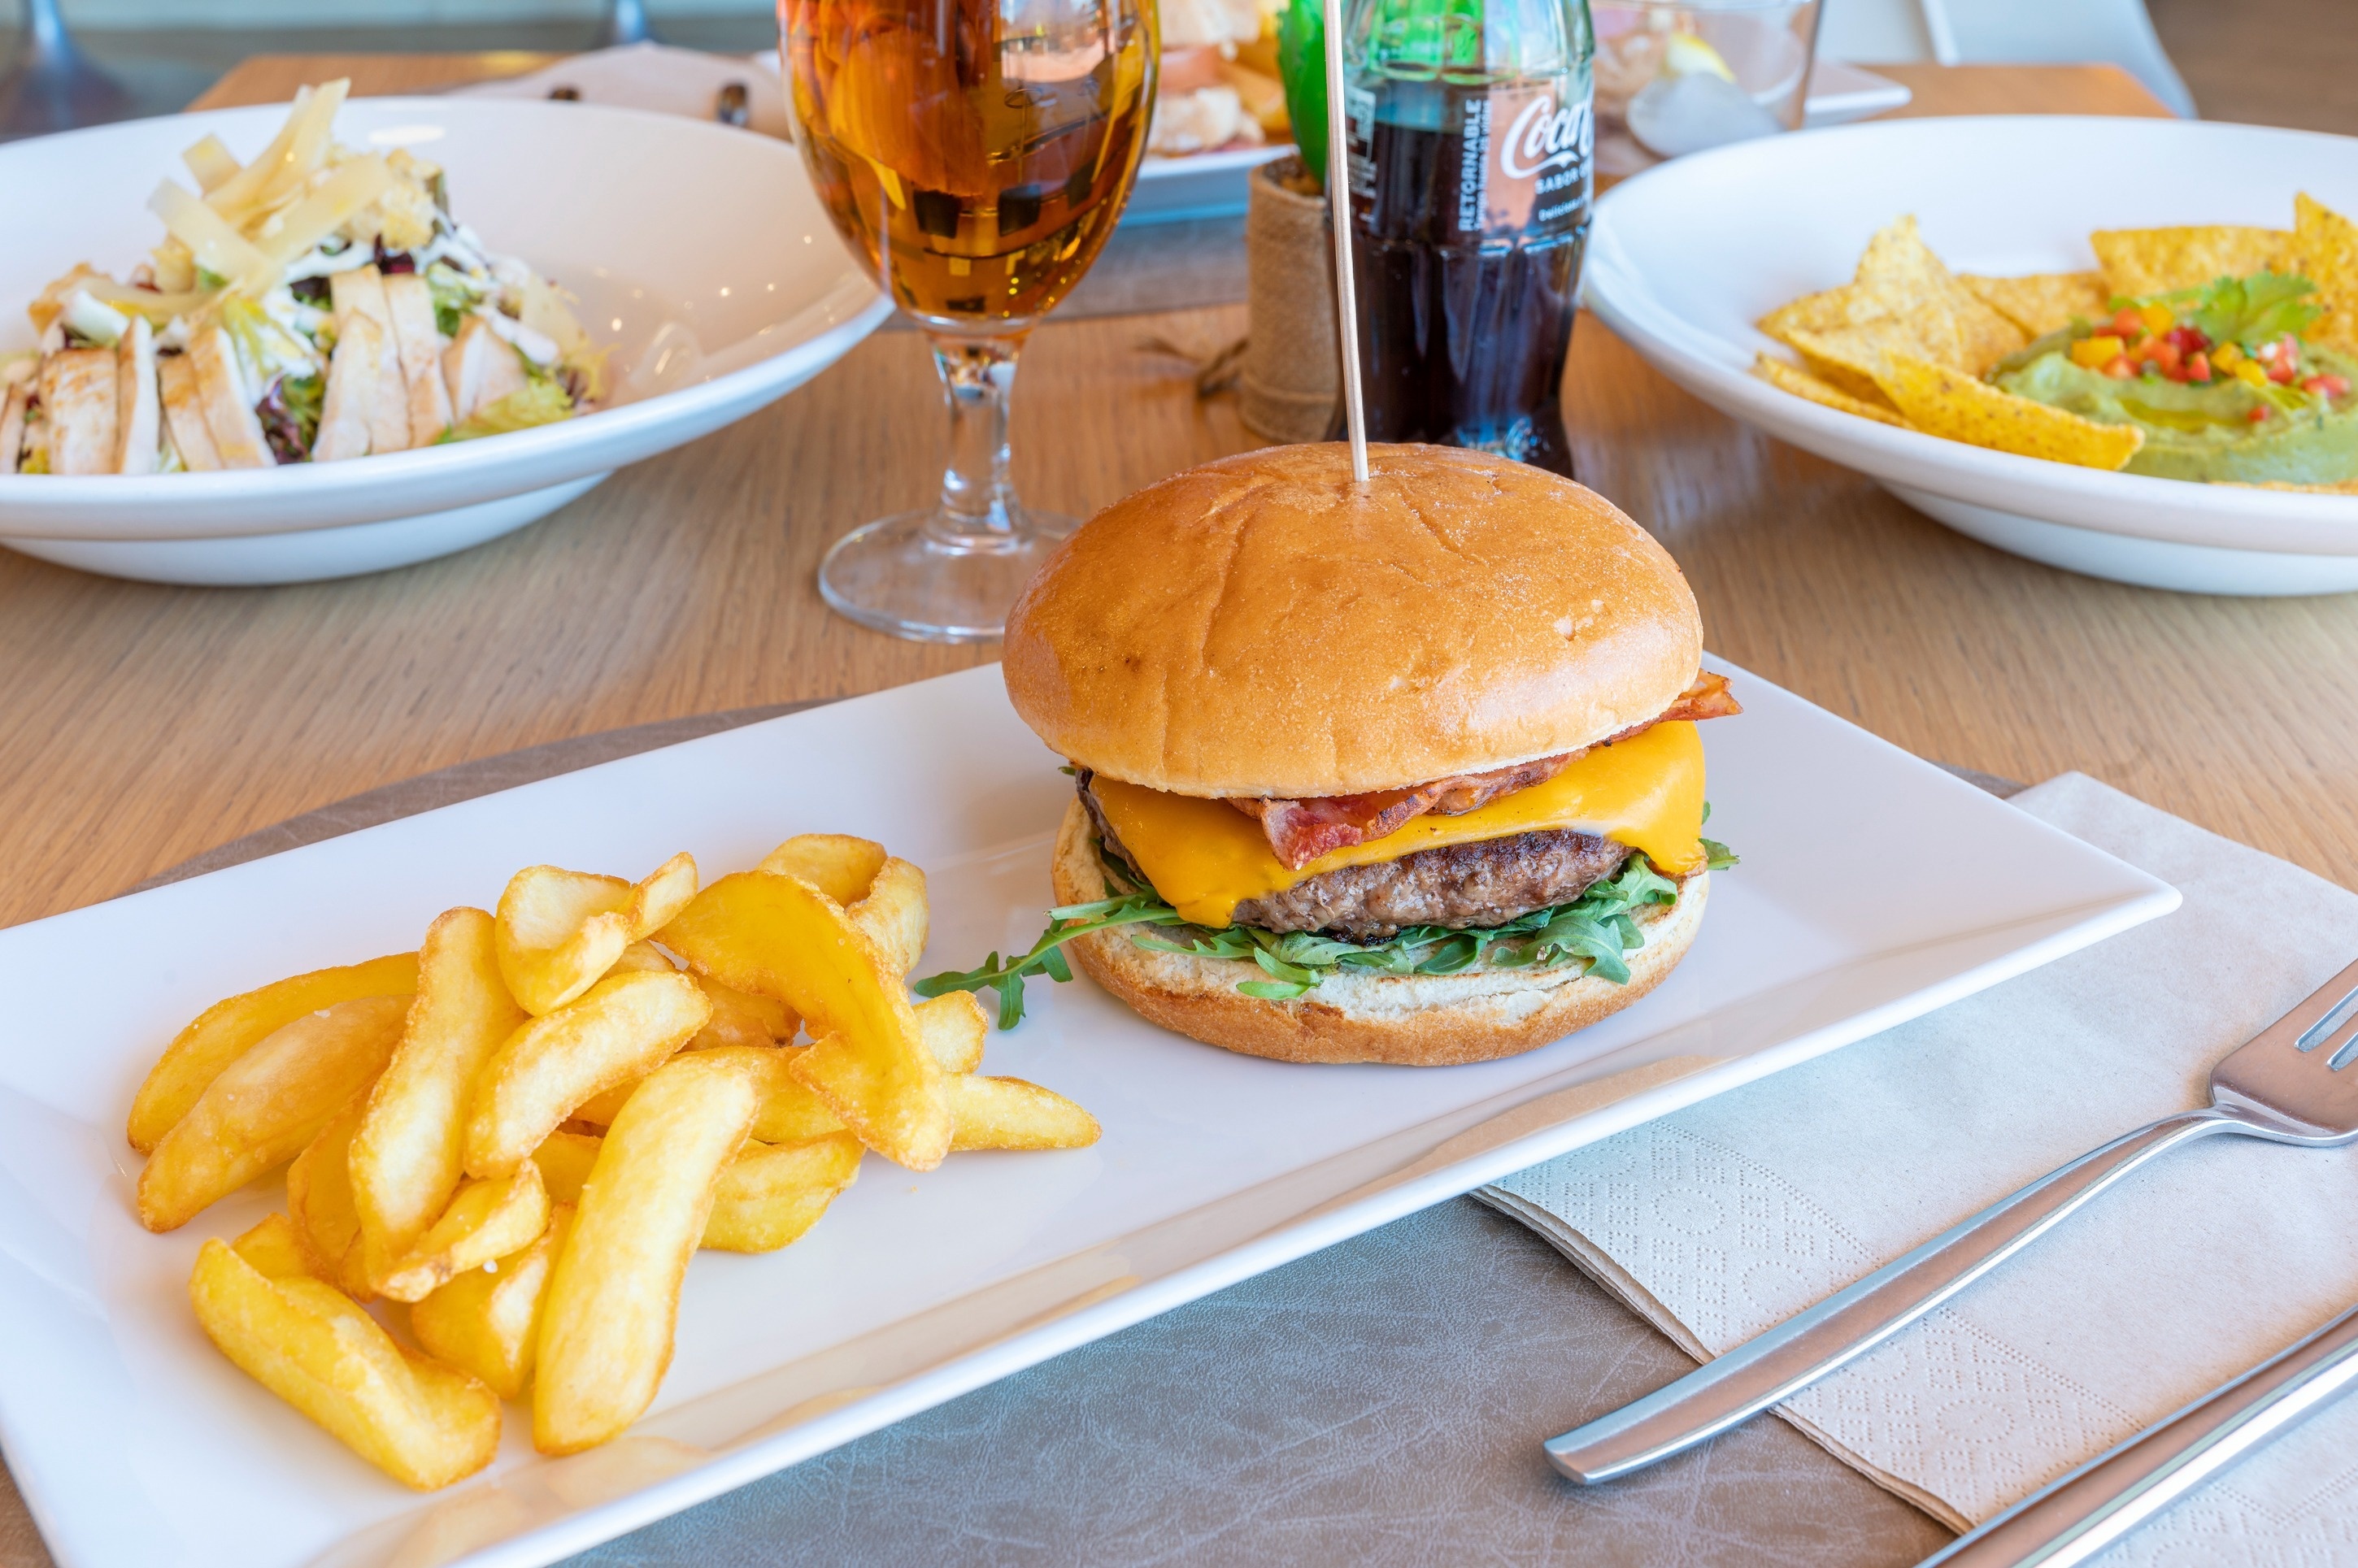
[130,834,1099,1489]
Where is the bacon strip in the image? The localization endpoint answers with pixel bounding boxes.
[1231,672,1741,870]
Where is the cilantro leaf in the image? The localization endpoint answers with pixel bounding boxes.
[2167,271,2321,350]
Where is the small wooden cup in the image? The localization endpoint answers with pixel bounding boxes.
[1242,155,1341,445]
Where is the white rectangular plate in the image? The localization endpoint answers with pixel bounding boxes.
[0,660,2176,1568]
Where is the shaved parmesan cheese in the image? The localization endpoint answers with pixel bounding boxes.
[261,154,395,268]
[182,133,241,195]
[205,79,348,222]
[149,180,272,292]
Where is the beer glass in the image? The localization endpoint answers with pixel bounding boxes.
[785,0,1157,641]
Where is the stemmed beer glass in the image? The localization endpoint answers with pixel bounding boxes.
[784,0,1158,641]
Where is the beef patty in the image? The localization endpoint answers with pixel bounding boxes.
[1078,774,1634,941]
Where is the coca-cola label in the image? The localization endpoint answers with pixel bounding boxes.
[1467,83,1590,238]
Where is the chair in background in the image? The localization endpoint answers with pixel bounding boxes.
[1818,0,2197,117]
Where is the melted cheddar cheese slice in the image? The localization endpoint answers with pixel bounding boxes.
[1091,720,1707,928]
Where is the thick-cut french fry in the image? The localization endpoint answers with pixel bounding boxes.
[128,952,416,1152]
[232,1212,319,1281]
[849,858,929,977]
[950,1075,1103,1152]
[611,940,678,975]
[755,835,885,903]
[747,1047,844,1144]
[287,1091,372,1297]
[701,1132,864,1253]
[377,1162,550,1303]
[352,908,527,1291]
[689,973,797,1049]
[463,969,711,1179]
[529,1129,602,1205]
[661,872,950,1171]
[914,991,986,1075]
[190,1239,501,1489]
[533,1050,759,1455]
[495,854,698,1015]
[754,836,928,976]
[139,994,410,1232]
[567,1079,635,1128]
[411,1204,574,1401]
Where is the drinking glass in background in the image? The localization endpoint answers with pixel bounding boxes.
[783,0,1156,642]
[1593,0,1822,177]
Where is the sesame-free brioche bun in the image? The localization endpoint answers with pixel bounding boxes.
[1049,798,1707,1066]
[1003,443,1702,799]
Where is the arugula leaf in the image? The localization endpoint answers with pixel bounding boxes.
[1701,836,1741,870]
[911,888,1186,1028]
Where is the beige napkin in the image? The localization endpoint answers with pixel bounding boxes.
[451,42,794,140]
[1481,773,2358,1561]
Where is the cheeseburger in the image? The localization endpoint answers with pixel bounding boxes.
[924,443,1738,1066]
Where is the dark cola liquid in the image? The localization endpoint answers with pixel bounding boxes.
[1334,82,1592,477]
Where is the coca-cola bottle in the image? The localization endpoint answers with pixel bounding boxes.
[1329,0,1595,477]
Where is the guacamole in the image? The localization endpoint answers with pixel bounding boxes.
[1990,271,2358,484]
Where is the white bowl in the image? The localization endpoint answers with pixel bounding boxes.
[1581,115,2358,596]
[0,98,890,584]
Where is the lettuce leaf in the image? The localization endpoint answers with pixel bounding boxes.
[435,378,575,443]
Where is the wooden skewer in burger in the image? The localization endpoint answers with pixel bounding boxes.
[920,441,1741,1065]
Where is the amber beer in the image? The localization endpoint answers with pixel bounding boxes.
[785,0,1155,325]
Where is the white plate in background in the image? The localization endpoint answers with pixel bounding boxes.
[1583,115,2358,595]
[0,658,2174,1568]
[0,98,890,585]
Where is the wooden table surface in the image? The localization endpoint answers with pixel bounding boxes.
[3,54,2348,938]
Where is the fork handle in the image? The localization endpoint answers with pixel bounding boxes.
[1545,1108,2241,1484]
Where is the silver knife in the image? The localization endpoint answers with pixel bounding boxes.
[1921,1296,2358,1566]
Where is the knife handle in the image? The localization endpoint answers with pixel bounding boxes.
[1543,1110,2235,1484]
[1922,1298,2358,1567]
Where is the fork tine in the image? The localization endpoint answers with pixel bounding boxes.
[2295,978,2358,1053]
[2323,1015,2358,1072]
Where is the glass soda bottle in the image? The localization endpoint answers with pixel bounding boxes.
[1330,0,1596,476]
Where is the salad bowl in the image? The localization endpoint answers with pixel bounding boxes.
[0,97,890,585]
[1583,116,2358,596]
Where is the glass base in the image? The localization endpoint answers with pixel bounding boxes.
[817,508,1080,643]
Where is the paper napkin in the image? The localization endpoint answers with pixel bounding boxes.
[1481,773,2358,1563]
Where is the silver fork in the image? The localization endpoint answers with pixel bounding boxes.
[1545,955,2358,1485]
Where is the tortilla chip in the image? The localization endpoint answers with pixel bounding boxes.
[2090,225,2294,299]
[1779,319,1947,402]
[1961,271,2112,337]
[1757,284,1866,343]
[1851,217,2027,373]
[1757,218,2024,381]
[2291,193,2358,357]
[1753,354,1910,428]
[1872,352,2144,471]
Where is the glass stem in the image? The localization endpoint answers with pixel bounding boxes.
[926,328,1029,547]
